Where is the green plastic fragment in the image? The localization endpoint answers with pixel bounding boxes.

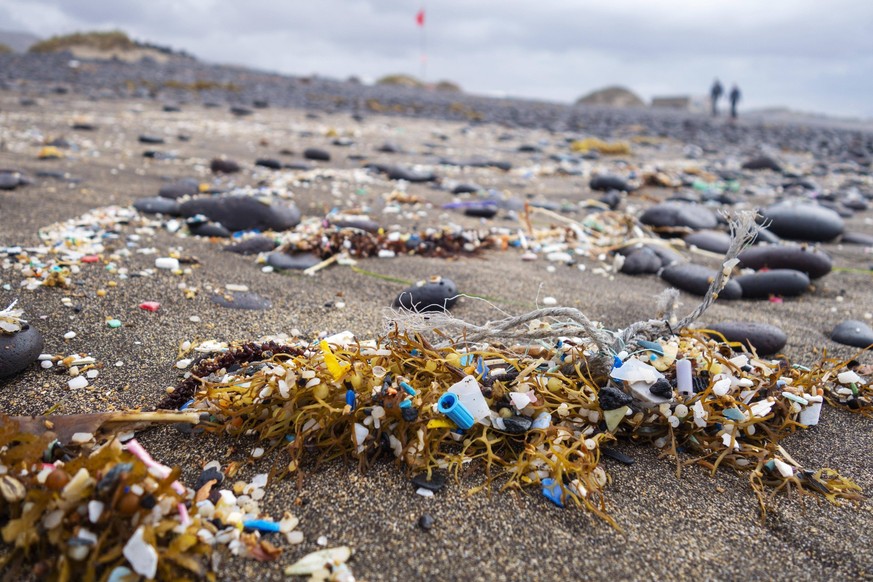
[107,319,122,328]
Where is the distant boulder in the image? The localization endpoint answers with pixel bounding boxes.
[376,74,424,89]
[575,86,645,108]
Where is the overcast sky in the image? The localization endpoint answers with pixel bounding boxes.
[2,0,872,118]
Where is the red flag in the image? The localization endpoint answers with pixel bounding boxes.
[416,9,425,27]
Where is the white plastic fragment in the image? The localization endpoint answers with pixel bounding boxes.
[64,331,76,340]
[68,376,88,390]
[416,487,434,498]
[838,370,864,385]
[448,376,491,423]
[123,526,158,579]
[799,395,823,426]
[675,359,693,396]
[353,423,368,446]
[154,257,179,270]
[284,546,352,577]
[88,500,104,523]
[773,458,794,478]
[712,376,732,397]
[610,358,662,384]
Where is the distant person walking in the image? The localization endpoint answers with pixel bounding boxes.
[729,84,741,119]
[710,79,723,116]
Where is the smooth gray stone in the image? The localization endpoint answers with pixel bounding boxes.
[159,179,200,199]
[210,158,241,174]
[223,236,278,255]
[209,291,272,310]
[393,278,459,312]
[738,245,832,279]
[831,320,873,349]
[840,231,873,246]
[303,148,331,161]
[620,248,662,275]
[0,325,44,378]
[735,269,810,299]
[660,263,742,299]
[761,203,844,242]
[707,321,787,356]
[640,202,718,230]
[684,230,731,254]
[266,252,321,270]
[179,196,301,232]
[590,174,631,192]
[741,155,782,172]
[133,197,180,215]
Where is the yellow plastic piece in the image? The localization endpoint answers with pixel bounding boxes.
[38,146,63,159]
[570,138,631,156]
[651,342,678,372]
[427,418,455,430]
[319,340,350,381]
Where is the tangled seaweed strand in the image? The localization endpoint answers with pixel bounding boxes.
[0,416,295,581]
[0,419,211,581]
[178,328,863,529]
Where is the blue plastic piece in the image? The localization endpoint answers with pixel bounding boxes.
[459,354,474,366]
[612,355,623,369]
[400,381,417,396]
[399,399,412,408]
[437,392,475,430]
[410,349,421,357]
[541,478,564,508]
[476,356,489,379]
[243,519,280,533]
[345,389,356,409]
[638,340,664,356]
[180,399,194,410]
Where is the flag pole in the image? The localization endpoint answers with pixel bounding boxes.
[419,4,427,84]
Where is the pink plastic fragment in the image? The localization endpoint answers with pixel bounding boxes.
[81,255,100,263]
[768,297,783,304]
[124,439,186,495]
[139,301,161,312]
[177,502,191,526]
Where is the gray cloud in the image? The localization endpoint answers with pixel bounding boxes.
[2,0,872,117]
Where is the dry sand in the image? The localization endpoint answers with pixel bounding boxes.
[1,93,872,580]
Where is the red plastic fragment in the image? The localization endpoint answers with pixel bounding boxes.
[81,255,100,263]
[139,301,161,312]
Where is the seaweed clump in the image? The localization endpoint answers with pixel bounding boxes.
[175,328,864,528]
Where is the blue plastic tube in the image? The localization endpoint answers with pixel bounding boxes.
[437,392,475,430]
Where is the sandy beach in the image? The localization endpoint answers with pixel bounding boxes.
[2,84,873,581]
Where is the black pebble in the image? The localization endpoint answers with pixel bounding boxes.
[738,245,832,279]
[418,514,435,531]
[223,236,278,255]
[209,291,272,310]
[590,174,631,192]
[660,263,742,299]
[501,415,533,434]
[0,325,44,378]
[210,158,241,174]
[735,269,810,299]
[411,472,446,492]
[707,321,788,356]
[598,385,633,410]
[133,197,181,215]
[195,467,225,491]
[620,248,662,275]
[303,148,331,161]
[266,252,321,270]
[831,320,873,349]
[255,158,282,170]
[393,278,459,312]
